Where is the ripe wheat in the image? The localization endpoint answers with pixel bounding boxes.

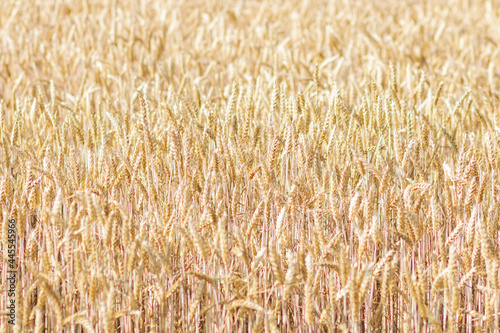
[1,0,500,332]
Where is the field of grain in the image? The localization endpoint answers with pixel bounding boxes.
[1,0,500,332]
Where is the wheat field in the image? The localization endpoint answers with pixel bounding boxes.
[1,0,500,332]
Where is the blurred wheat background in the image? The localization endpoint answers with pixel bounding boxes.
[1,0,500,331]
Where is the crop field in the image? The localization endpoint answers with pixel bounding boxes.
[1,0,500,332]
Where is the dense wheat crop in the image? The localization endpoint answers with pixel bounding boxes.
[1,0,500,331]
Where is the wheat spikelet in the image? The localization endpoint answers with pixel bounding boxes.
[225,81,239,127]
[349,267,361,324]
[218,213,229,266]
[271,79,280,116]
[235,226,251,269]
[40,280,63,331]
[284,255,297,298]
[464,176,478,211]
[164,276,183,301]
[0,176,7,205]
[245,199,263,236]
[229,299,265,313]
[104,285,116,333]
[11,98,23,145]
[269,243,284,285]
[348,191,362,221]
[445,219,465,248]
